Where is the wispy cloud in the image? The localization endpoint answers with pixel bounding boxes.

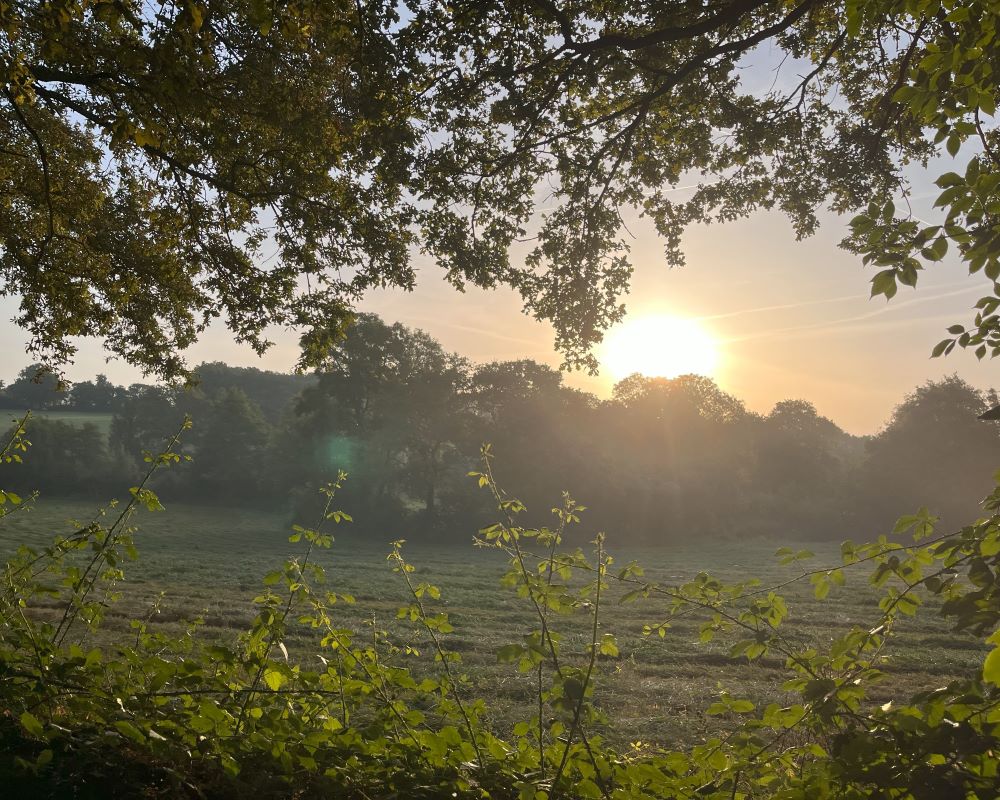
[724,282,986,343]
[696,291,868,322]
[402,316,544,350]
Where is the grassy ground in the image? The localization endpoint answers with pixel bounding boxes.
[0,498,986,749]
[3,410,114,437]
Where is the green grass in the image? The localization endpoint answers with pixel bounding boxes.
[2,410,114,437]
[0,499,986,748]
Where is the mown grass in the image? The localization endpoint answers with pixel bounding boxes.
[0,498,986,748]
[2,410,114,437]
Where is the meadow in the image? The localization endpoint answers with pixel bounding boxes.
[0,497,986,749]
[3,410,114,437]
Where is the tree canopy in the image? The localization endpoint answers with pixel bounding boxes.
[2,1,998,377]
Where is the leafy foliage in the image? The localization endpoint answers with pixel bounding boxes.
[3,421,1000,798]
[0,365,64,409]
[3,1,999,376]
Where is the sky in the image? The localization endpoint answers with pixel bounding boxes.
[1,178,994,436]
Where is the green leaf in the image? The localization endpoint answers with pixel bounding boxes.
[936,171,964,187]
[931,338,951,358]
[132,128,161,148]
[20,711,44,738]
[871,269,898,299]
[263,667,286,691]
[496,644,524,663]
[599,634,620,657]
[983,644,1000,686]
[115,720,146,744]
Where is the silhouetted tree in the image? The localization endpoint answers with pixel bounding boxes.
[68,374,122,412]
[191,363,314,420]
[0,364,64,410]
[187,388,272,504]
[0,419,114,495]
[861,377,1000,530]
[292,315,474,530]
[109,385,183,466]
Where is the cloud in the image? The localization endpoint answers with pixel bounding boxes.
[723,282,986,343]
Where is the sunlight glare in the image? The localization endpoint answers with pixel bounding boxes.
[600,315,720,381]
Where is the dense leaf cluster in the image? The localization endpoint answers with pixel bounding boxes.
[2,1,998,377]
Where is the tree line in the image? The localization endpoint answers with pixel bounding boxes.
[3,314,998,543]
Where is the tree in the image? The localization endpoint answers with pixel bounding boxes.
[750,399,862,537]
[467,360,599,524]
[0,417,114,494]
[4,2,998,377]
[67,374,122,412]
[187,387,272,503]
[109,384,183,463]
[394,359,474,524]
[758,399,855,488]
[471,360,565,426]
[612,373,747,426]
[190,362,313,421]
[860,376,1000,528]
[292,314,474,527]
[0,364,64,410]
[602,375,752,537]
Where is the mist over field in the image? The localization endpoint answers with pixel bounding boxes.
[1,335,994,760]
[4,313,999,547]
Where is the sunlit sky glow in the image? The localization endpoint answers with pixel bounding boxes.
[4,41,997,435]
[600,316,720,381]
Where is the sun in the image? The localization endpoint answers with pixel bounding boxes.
[600,315,720,381]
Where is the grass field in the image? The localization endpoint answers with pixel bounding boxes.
[0,498,986,748]
[2,410,114,437]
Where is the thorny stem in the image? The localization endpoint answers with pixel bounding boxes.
[52,418,190,648]
[0,411,31,462]
[365,613,422,748]
[481,450,610,797]
[539,509,564,776]
[552,535,604,799]
[236,488,335,733]
[392,544,485,771]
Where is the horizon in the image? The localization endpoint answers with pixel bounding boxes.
[2,303,992,439]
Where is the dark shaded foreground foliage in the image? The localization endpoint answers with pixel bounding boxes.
[2,417,1000,799]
